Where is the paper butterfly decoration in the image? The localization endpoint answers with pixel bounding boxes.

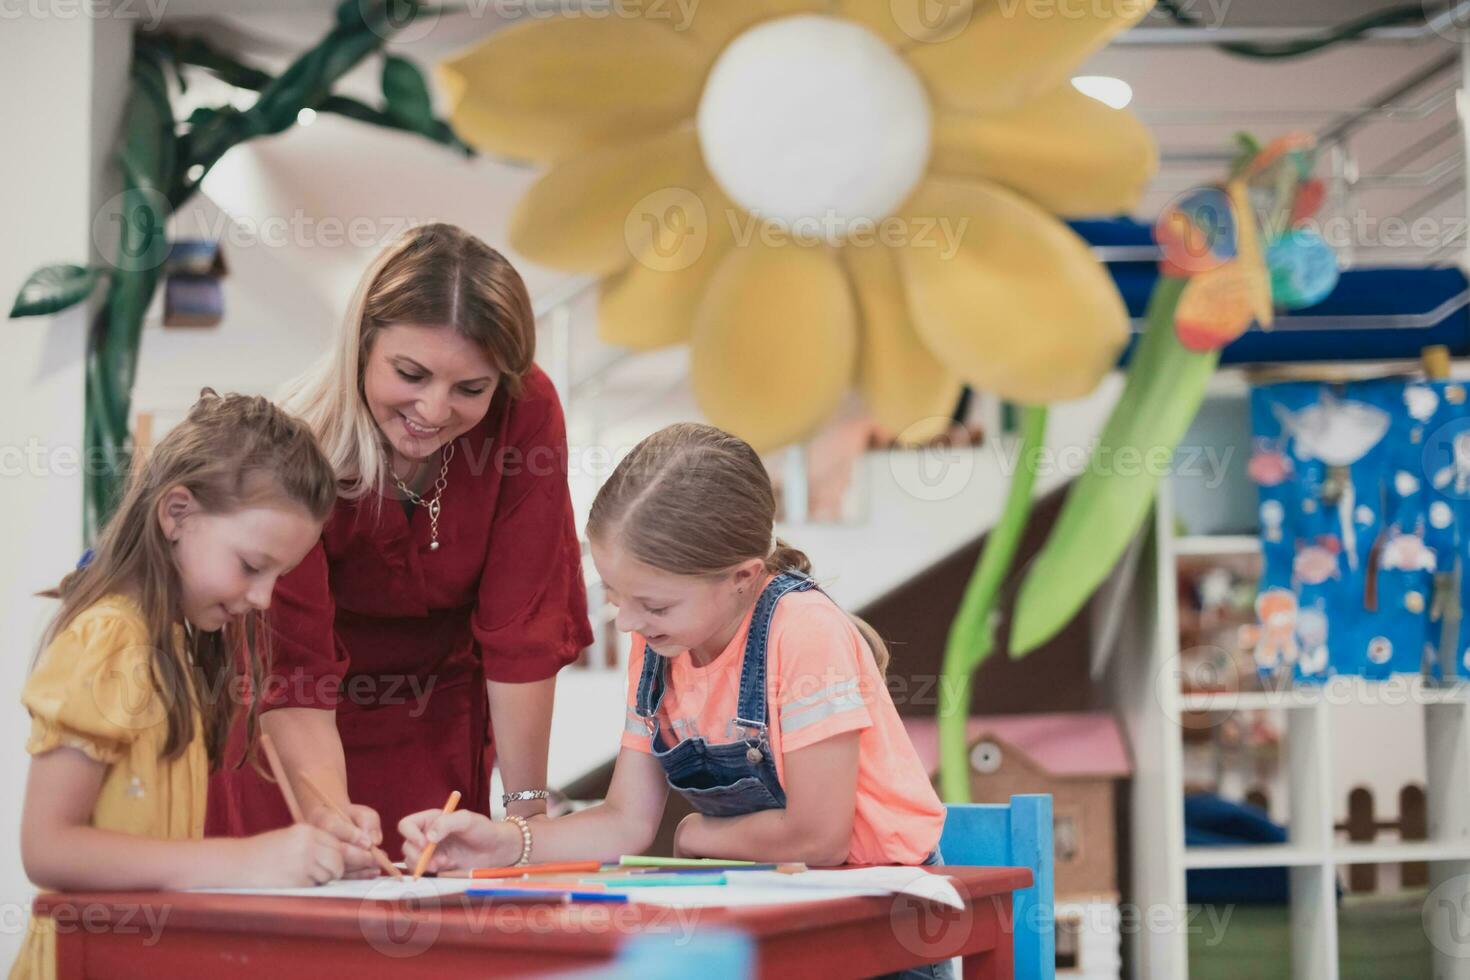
[1154,132,1340,353]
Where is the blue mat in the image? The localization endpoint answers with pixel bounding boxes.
[1069,219,1470,366]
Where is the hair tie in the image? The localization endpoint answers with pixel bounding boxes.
[767,537,779,559]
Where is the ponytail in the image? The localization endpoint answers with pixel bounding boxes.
[763,536,890,677]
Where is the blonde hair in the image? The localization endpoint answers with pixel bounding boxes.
[42,390,338,768]
[280,223,536,500]
[587,423,891,675]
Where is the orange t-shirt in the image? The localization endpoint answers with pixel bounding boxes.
[620,581,946,865]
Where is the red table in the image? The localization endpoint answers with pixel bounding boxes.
[36,866,1030,979]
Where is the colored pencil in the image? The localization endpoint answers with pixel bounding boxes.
[468,887,628,904]
[412,790,462,881]
[438,861,607,879]
[624,863,806,875]
[593,874,727,887]
[295,771,402,879]
[258,734,303,823]
[461,878,607,891]
[618,856,806,873]
[618,855,758,868]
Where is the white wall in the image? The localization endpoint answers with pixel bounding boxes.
[0,15,133,967]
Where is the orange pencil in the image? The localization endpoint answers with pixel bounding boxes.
[439,861,604,880]
[295,771,403,879]
[413,790,462,880]
[258,733,303,823]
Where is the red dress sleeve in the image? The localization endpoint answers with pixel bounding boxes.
[472,373,594,682]
[261,539,346,710]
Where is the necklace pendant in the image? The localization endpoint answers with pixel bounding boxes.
[429,540,440,552]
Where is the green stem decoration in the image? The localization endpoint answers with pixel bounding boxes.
[1009,276,1215,656]
[10,0,472,541]
[937,404,1048,802]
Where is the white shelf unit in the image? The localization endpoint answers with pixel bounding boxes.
[1106,480,1470,980]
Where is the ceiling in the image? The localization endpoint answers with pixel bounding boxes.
[152,0,1468,327]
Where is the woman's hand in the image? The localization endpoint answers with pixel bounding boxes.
[230,824,354,887]
[398,809,522,873]
[307,801,384,879]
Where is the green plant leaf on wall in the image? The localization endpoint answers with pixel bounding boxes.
[1008,276,1217,655]
[383,55,435,133]
[10,265,105,318]
[67,0,466,539]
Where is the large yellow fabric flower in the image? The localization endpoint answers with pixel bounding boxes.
[442,0,1157,451]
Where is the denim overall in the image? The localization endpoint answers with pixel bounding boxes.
[635,570,954,980]
[634,571,813,817]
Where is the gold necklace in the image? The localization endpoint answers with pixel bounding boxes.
[392,443,455,551]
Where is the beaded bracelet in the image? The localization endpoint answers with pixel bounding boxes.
[505,814,533,866]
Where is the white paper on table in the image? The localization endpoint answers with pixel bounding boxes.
[194,877,482,900]
[721,867,965,910]
[190,867,965,910]
[623,884,892,909]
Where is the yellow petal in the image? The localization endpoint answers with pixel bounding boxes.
[509,128,705,277]
[599,183,738,350]
[895,178,1128,403]
[683,0,830,49]
[906,0,1155,114]
[692,241,858,452]
[842,243,963,442]
[439,18,707,165]
[836,0,975,47]
[932,84,1157,217]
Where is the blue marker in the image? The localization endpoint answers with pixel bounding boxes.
[468,887,629,904]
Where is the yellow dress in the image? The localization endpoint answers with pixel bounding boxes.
[10,595,206,980]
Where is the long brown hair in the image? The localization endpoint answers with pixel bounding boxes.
[41,390,338,767]
[280,223,537,500]
[587,423,891,675]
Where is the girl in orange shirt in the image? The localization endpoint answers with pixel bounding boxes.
[402,423,951,976]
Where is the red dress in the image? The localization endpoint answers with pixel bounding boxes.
[206,366,593,856]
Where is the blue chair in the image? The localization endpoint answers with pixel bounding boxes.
[940,794,1055,980]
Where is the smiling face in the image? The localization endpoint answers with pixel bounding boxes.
[159,487,323,632]
[590,534,766,665]
[362,323,500,467]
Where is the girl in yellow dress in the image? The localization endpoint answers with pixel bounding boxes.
[11,391,374,980]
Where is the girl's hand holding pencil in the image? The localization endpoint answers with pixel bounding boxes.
[304,801,388,879]
[256,734,377,882]
[226,824,352,888]
[295,773,399,880]
[399,807,522,874]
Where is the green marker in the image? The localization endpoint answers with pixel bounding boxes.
[618,855,759,868]
[594,874,728,887]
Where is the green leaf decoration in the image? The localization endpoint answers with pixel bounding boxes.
[382,55,434,133]
[1230,131,1263,178]
[10,265,103,318]
[937,404,1048,802]
[1008,276,1217,655]
[55,1,467,540]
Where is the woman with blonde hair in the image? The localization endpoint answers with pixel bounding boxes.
[207,223,592,861]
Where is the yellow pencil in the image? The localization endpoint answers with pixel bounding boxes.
[258,734,303,823]
[412,790,462,881]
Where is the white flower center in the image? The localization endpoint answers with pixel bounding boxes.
[696,15,932,244]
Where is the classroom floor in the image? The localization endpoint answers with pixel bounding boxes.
[1187,892,1432,979]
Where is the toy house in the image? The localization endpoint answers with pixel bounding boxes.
[905,712,1132,979]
